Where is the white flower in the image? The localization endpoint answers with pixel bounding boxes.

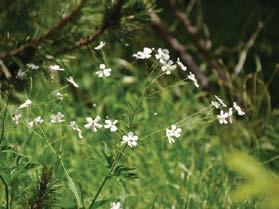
[49,64,64,71]
[233,102,245,115]
[176,57,187,71]
[214,95,227,107]
[12,113,21,125]
[110,202,122,209]
[161,60,177,74]
[16,69,27,79]
[84,116,102,132]
[95,64,111,77]
[217,110,229,125]
[19,99,32,109]
[34,116,44,124]
[55,92,63,100]
[27,121,34,129]
[67,76,79,88]
[210,101,220,109]
[155,48,170,64]
[70,121,83,139]
[104,119,118,132]
[50,112,65,123]
[121,132,138,148]
[27,116,44,129]
[187,72,199,88]
[132,47,152,59]
[166,124,182,144]
[94,41,106,50]
[26,63,39,70]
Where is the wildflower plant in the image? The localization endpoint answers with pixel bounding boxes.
[0,44,247,209]
[0,0,277,208]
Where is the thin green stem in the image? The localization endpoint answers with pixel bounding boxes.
[88,144,127,209]
[88,65,159,209]
[88,176,109,209]
[0,174,9,209]
[0,98,9,146]
[38,127,82,208]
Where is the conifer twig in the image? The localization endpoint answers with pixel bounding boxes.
[60,0,124,54]
[59,25,108,54]
[0,0,88,59]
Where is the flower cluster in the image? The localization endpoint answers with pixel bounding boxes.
[211,95,245,125]
[6,40,253,209]
[83,116,139,148]
[83,116,117,133]
[132,47,152,59]
[132,47,199,88]
[15,62,82,90]
[16,63,39,79]
[13,97,134,144]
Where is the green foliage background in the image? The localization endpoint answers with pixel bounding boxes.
[0,0,278,209]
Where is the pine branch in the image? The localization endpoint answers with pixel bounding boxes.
[0,0,88,60]
[58,24,108,54]
[25,166,60,209]
[59,0,125,54]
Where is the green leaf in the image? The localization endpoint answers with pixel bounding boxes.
[92,199,109,209]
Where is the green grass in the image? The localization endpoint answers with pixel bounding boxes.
[0,49,278,209]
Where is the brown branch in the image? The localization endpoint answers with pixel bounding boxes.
[234,21,264,75]
[167,1,229,85]
[0,0,88,59]
[173,10,228,83]
[150,13,208,88]
[59,25,108,54]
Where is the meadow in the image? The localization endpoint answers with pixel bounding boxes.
[0,1,278,209]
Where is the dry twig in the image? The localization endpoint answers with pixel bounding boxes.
[234,21,264,75]
[150,13,208,88]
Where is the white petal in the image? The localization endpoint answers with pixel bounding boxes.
[111,125,117,132]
